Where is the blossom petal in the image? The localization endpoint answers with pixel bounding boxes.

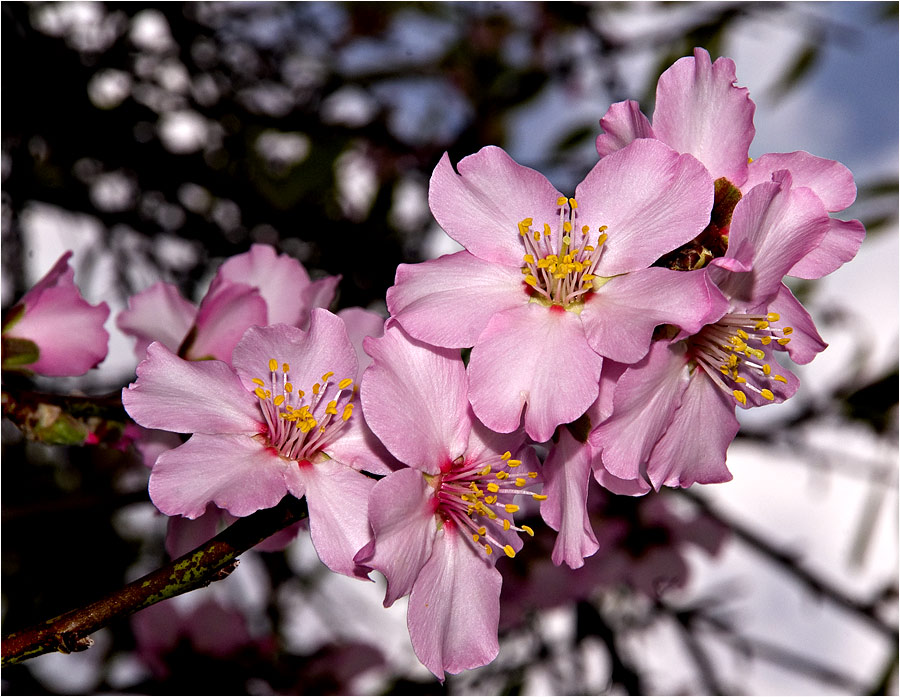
[589,341,689,480]
[165,505,223,558]
[429,148,562,268]
[408,525,501,679]
[361,322,470,470]
[288,458,376,579]
[540,428,599,569]
[787,217,866,280]
[581,267,724,364]
[646,371,737,488]
[186,283,268,362]
[652,48,755,185]
[467,304,603,442]
[710,171,829,306]
[322,410,398,476]
[592,464,652,496]
[117,282,197,361]
[354,468,436,606]
[576,139,714,275]
[767,283,827,365]
[149,433,288,518]
[231,310,358,397]
[123,342,262,435]
[337,306,386,377]
[387,252,526,348]
[595,99,655,157]
[745,151,857,212]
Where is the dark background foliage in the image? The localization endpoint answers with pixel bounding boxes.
[2,2,897,694]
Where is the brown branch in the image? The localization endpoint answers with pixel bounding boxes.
[1,495,308,666]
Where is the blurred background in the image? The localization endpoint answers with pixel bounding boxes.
[2,2,897,694]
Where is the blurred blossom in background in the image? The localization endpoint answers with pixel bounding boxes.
[2,2,897,695]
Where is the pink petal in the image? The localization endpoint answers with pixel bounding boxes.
[652,48,755,185]
[122,342,263,435]
[581,267,724,364]
[539,428,600,569]
[646,370,737,488]
[575,139,714,275]
[592,464,652,496]
[186,283,268,362]
[231,310,358,398]
[361,322,470,470]
[387,252,526,348]
[466,304,603,442]
[595,99,655,157]
[149,433,289,519]
[590,341,689,480]
[407,525,501,679]
[744,151,857,212]
[337,306,386,377]
[298,275,341,324]
[767,283,827,365]
[117,282,197,361]
[6,252,110,376]
[288,458,376,579]
[711,172,829,306]
[165,505,223,558]
[321,411,398,476]
[429,148,562,268]
[787,217,865,280]
[354,468,437,606]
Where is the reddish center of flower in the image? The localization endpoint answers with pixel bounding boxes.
[518,196,609,308]
[252,358,355,462]
[689,312,793,405]
[431,450,544,559]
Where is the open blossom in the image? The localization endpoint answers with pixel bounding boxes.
[2,251,109,376]
[388,139,723,442]
[591,168,834,492]
[122,309,391,578]
[596,47,865,278]
[355,322,542,679]
[118,244,340,363]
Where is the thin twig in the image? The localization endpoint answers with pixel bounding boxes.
[1,495,308,666]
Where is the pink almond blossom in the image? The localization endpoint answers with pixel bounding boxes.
[596,47,865,279]
[122,309,391,578]
[388,138,722,442]
[2,251,109,376]
[355,321,542,679]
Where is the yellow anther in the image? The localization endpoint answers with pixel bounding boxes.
[268,359,278,372]
[285,383,293,393]
[528,471,538,479]
[478,526,487,536]
[533,494,548,501]
[321,371,334,382]
[507,459,521,467]
[252,378,265,386]
[735,376,747,384]
[326,400,338,415]
[504,504,519,514]
[777,337,791,345]
[563,222,572,234]
[484,544,493,555]
[783,327,794,335]
[767,312,780,322]
[522,525,534,537]
[760,336,772,345]
[503,545,516,558]
[525,275,538,287]
[556,196,567,206]
[568,197,578,209]
[472,533,480,543]
[523,253,535,264]
[581,225,590,234]
[520,217,533,228]
[297,390,305,398]
[283,362,290,373]
[501,451,511,460]
[543,223,551,237]
[496,471,509,480]
[254,387,267,399]
[755,321,770,330]
[338,378,353,390]
[480,465,492,476]
[502,519,511,531]
[762,364,772,375]
[736,329,749,340]
[273,395,285,407]
[598,225,608,233]
[312,383,321,395]
[515,478,526,487]
[773,375,788,384]
[485,495,497,504]
[761,389,775,401]
[733,389,748,405]
[534,230,541,242]
[487,483,500,493]
[597,232,608,246]
[342,404,354,421]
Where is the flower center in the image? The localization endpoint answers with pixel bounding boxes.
[689,312,793,405]
[519,196,608,309]
[432,450,545,559]
[252,358,355,462]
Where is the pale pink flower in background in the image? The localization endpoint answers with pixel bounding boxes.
[2,251,109,376]
[356,322,542,679]
[595,47,865,278]
[388,139,721,442]
[122,310,391,578]
[118,244,340,363]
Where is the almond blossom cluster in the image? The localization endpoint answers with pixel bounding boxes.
[8,48,862,681]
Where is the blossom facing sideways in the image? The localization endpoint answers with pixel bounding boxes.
[356,322,542,679]
[117,244,340,363]
[388,139,723,442]
[2,251,109,376]
[595,47,865,278]
[122,309,391,578]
